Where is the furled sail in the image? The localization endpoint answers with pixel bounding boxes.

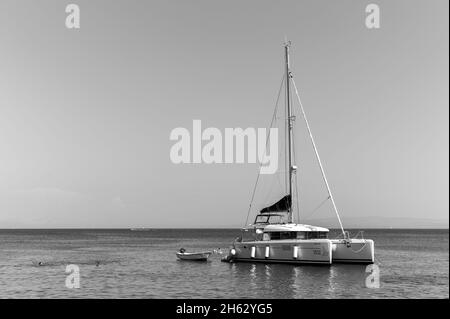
[260,195,291,213]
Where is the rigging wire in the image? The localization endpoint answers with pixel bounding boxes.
[290,77,346,237]
[302,196,331,220]
[244,74,285,227]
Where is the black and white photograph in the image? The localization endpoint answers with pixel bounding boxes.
[0,0,448,305]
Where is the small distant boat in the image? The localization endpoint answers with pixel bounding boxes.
[176,251,212,261]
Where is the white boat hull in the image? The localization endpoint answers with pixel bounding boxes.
[331,239,374,263]
[176,252,212,261]
[230,239,374,265]
[232,240,332,264]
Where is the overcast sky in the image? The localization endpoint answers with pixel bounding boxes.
[0,0,448,228]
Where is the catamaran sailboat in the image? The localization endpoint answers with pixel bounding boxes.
[224,42,374,265]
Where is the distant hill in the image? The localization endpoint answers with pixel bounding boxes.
[302,216,449,229]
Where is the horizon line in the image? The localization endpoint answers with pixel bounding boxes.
[0,227,448,230]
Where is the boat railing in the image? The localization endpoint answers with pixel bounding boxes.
[335,230,365,240]
[353,230,365,239]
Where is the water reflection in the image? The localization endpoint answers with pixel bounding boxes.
[328,265,337,295]
[229,262,369,298]
[249,264,257,292]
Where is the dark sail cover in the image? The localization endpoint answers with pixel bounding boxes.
[260,195,291,213]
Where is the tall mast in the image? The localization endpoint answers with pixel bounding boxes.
[285,41,294,223]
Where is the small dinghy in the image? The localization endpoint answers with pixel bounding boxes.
[176,248,212,261]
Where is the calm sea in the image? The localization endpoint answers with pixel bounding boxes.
[0,229,447,298]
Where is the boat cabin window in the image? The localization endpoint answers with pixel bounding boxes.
[267,231,297,240]
[262,231,328,240]
[296,232,306,239]
[306,231,328,239]
[298,231,328,239]
[243,229,329,241]
[254,214,287,224]
[254,215,269,224]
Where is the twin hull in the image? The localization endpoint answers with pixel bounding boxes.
[232,239,374,264]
